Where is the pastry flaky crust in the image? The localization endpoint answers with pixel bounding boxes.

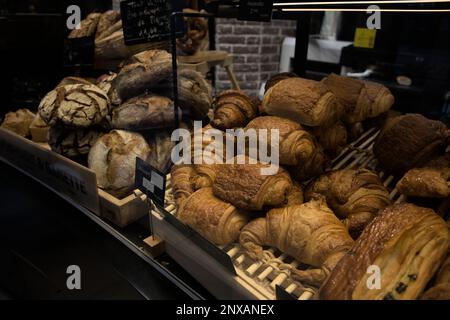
[113,50,172,100]
[88,130,151,198]
[373,114,449,175]
[239,199,354,286]
[397,167,450,198]
[320,203,450,300]
[111,94,178,130]
[421,254,450,300]
[38,84,110,128]
[306,169,391,238]
[311,121,348,158]
[262,77,344,127]
[171,164,197,208]
[177,188,249,245]
[0,108,35,137]
[322,73,395,124]
[211,90,259,130]
[264,72,298,93]
[245,116,318,166]
[212,156,294,211]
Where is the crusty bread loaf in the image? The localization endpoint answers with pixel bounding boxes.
[0,109,35,137]
[95,10,121,39]
[88,130,151,197]
[68,13,101,38]
[48,125,103,158]
[38,84,110,128]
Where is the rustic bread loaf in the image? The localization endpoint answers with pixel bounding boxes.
[0,108,35,137]
[68,13,101,38]
[38,84,110,128]
[48,125,103,158]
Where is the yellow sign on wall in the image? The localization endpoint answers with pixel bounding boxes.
[354,28,377,49]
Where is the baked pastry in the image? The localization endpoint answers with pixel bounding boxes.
[0,108,35,137]
[287,144,327,182]
[283,182,304,207]
[306,169,391,238]
[420,283,450,300]
[88,130,151,197]
[346,122,364,142]
[171,164,197,208]
[68,13,101,38]
[113,50,172,100]
[397,167,450,198]
[264,72,297,92]
[57,76,92,88]
[176,9,209,55]
[240,199,354,286]
[177,187,248,245]
[320,203,450,300]
[321,73,395,124]
[48,125,103,158]
[373,114,449,174]
[95,10,121,39]
[211,90,258,130]
[245,116,319,166]
[262,77,343,127]
[311,121,348,157]
[111,94,178,130]
[38,84,110,128]
[212,156,294,211]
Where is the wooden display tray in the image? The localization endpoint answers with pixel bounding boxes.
[0,128,148,228]
[153,127,407,300]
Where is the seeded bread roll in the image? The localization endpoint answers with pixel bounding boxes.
[0,109,35,137]
[48,125,103,158]
[38,84,110,128]
[88,130,151,197]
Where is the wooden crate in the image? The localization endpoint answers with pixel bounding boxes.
[0,128,148,228]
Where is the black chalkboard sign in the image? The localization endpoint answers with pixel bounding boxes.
[135,157,166,207]
[63,36,95,67]
[120,0,184,46]
[238,0,273,22]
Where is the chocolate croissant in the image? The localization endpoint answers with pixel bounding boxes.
[262,77,344,127]
[373,114,449,175]
[320,203,450,300]
[177,188,248,245]
[306,169,391,238]
[397,167,450,198]
[322,73,395,124]
[212,156,293,211]
[239,199,354,286]
[311,120,348,158]
[211,90,259,130]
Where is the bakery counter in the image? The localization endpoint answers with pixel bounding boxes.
[0,160,212,299]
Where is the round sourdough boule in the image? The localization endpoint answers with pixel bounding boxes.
[88,130,151,197]
[38,84,110,128]
[48,126,103,158]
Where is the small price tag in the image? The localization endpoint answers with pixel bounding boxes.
[354,28,377,49]
[135,157,166,207]
[238,0,273,22]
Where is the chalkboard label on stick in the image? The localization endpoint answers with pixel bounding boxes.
[135,157,166,207]
[238,0,273,22]
[120,0,184,46]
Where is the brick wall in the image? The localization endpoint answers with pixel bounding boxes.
[215,18,296,97]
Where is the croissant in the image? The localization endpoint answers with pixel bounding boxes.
[212,156,293,211]
[239,199,354,286]
[264,72,297,92]
[262,77,344,127]
[305,169,391,238]
[320,203,450,300]
[287,144,328,182]
[373,114,449,175]
[284,182,304,207]
[211,90,259,130]
[171,164,197,208]
[321,73,395,124]
[397,167,450,198]
[421,254,450,300]
[177,188,248,245]
[311,121,348,158]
